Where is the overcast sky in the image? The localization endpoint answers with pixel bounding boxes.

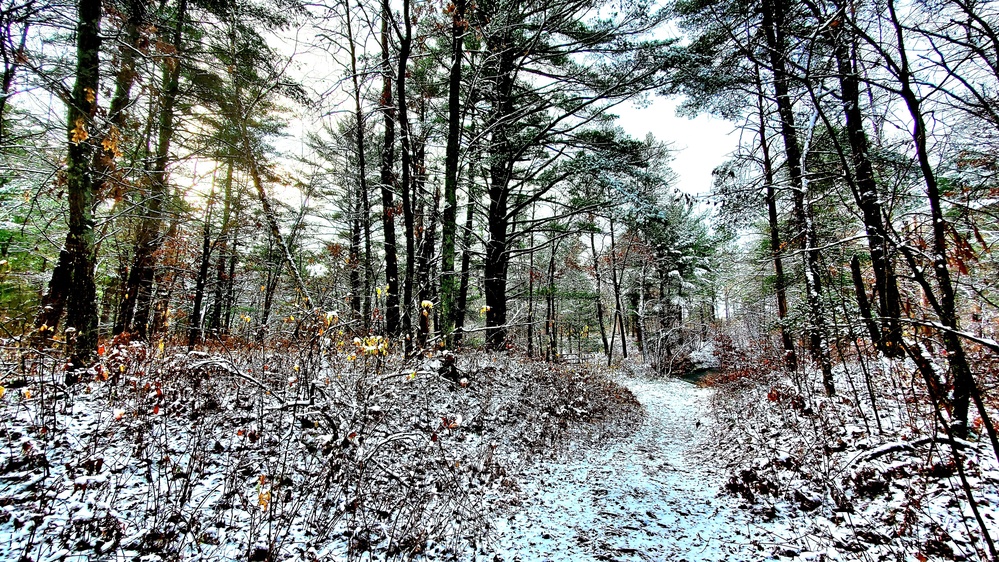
[614,97,740,198]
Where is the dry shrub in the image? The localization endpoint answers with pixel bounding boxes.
[0,340,642,562]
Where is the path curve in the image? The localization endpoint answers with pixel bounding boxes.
[489,375,785,561]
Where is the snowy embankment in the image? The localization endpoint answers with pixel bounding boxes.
[0,345,644,561]
[488,373,792,561]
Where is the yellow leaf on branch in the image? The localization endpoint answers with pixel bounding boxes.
[70,117,89,144]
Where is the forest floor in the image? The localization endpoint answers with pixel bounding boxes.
[0,342,995,561]
[488,372,792,561]
[488,352,999,562]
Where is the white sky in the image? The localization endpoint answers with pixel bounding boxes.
[614,97,740,197]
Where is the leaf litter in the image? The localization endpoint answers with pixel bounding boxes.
[1,341,995,561]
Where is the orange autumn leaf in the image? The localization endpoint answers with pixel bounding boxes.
[70,117,89,144]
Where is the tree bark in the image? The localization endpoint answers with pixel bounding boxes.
[63,0,102,368]
[345,0,373,330]
[889,0,975,435]
[483,30,517,349]
[440,0,467,339]
[396,0,416,352]
[454,176,476,341]
[756,65,798,372]
[35,0,144,342]
[209,157,235,335]
[116,0,188,339]
[833,24,903,356]
[379,3,400,336]
[760,0,835,395]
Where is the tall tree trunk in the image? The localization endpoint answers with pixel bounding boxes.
[345,0,373,331]
[761,0,834,395]
[483,34,516,349]
[188,182,215,349]
[209,157,235,335]
[396,0,416,352]
[34,0,144,342]
[889,0,975,436]
[756,65,798,372]
[440,0,467,339]
[379,4,400,336]
[63,0,102,368]
[589,229,610,359]
[484,182,510,349]
[117,0,188,339]
[833,24,903,356]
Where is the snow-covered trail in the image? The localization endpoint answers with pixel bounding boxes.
[489,375,784,561]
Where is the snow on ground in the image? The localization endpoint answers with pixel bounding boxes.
[488,374,791,561]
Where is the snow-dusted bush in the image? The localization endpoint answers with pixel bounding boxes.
[707,349,999,562]
[0,341,641,561]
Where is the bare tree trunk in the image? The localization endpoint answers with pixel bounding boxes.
[889,0,975,435]
[440,0,467,339]
[379,4,400,336]
[483,33,516,349]
[345,0,373,331]
[63,0,102,368]
[117,0,188,340]
[761,0,834,395]
[756,65,798,371]
[589,229,610,359]
[209,158,235,335]
[395,0,416,352]
[188,182,215,349]
[833,23,903,356]
[35,0,144,343]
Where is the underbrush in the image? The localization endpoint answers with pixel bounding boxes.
[0,336,641,561]
[704,339,999,562]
